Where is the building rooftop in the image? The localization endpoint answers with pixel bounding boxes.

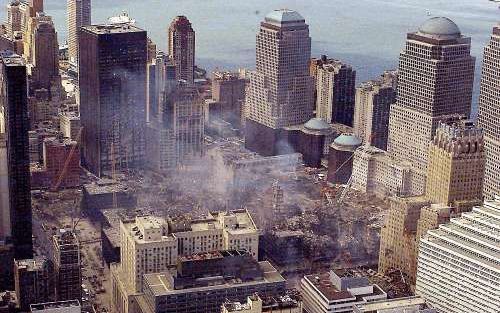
[31,300,80,312]
[333,133,362,149]
[353,296,429,312]
[304,118,331,131]
[15,257,47,271]
[417,17,461,39]
[265,9,305,24]
[0,50,25,66]
[83,179,130,196]
[304,271,385,302]
[82,23,144,35]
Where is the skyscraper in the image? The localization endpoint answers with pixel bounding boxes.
[52,230,81,302]
[211,71,247,129]
[353,70,397,150]
[168,16,195,84]
[415,198,500,313]
[79,24,147,176]
[426,120,485,206]
[477,24,500,199]
[0,51,32,260]
[314,56,356,126]
[245,9,314,156]
[388,17,475,195]
[29,14,60,93]
[67,0,91,63]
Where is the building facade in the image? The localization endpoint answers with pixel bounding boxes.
[245,9,314,156]
[52,230,81,302]
[353,71,397,150]
[211,71,247,129]
[425,120,485,206]
[477,24,500,199]
[14,257,54,311]
[138,251,286,313]
[67,0,91,63]
[300,270,387,313]
[0,51,32,260]
[415,198,500,313]
[79,24,147,176]
[168,16,195,84]
[29,14,61,95]
[314,56,356,126]
[388,17,475,195]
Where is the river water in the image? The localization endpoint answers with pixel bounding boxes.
[1,0,498,113]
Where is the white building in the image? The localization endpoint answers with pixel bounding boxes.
[300,270,387,313]
[67,0,91,63]
[415,198,500,313]
[112,209,259,313]
[222,294,302,313]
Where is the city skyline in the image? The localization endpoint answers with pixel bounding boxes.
[0,1,498,313]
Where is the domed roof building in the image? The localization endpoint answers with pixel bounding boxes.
[303,118,333,135]
[333,133,362,151]
[417,17,461,39]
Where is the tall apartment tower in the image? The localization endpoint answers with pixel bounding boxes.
[426,120,485,207]
[415,198,500,313]
[388,17,475,195]
[67,0,91,63]
[245,9,314,156]
[0,51,32,260]
[79,24,147,177]
[477,24,500,199]
[52,230,81,302]
[314,56,356,126]
[353,71,397,150]
[30,15,60,93]
[168,16,195,84]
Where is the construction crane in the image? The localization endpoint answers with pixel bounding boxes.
[51,127,83,191]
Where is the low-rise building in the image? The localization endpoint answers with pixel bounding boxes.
[300,270,386,313]
[111,210,260,313]
[59,112,80,141]
[222,293,302,313]
[352,296,435,313]
[351,146,413,197]
[136,250,286,313]
[82,179,137,211]
[30,300,81,313]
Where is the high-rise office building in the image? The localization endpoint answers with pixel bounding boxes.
[426,120,485,207]
[477,24,500,199]
[245,9,314,156]
[79,24,147,176]
[353,71,397,150]
[67,0,91,63]
[6,1,23,39]
[28,0,43,17]
[29,14,60,93]
[0,51,32,260]
[388,17,475,195]
[52,230,81,302]
[168,16,195,84]
[211,71,247,129]
[314,56,356,126]
[415,198,500,313]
